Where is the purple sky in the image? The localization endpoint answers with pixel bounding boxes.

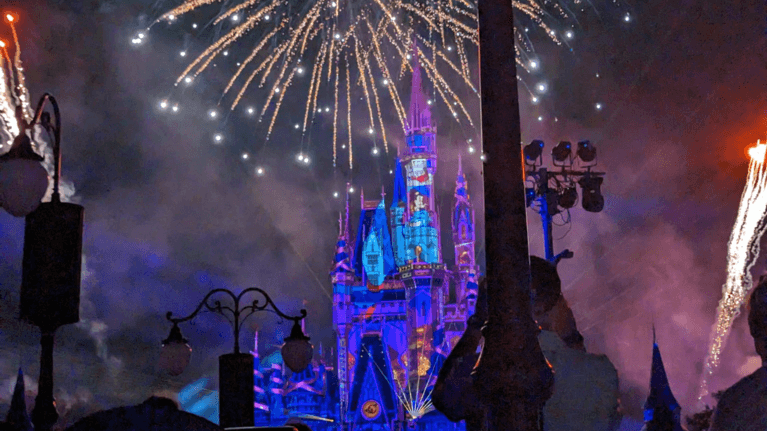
[0,0,766,427]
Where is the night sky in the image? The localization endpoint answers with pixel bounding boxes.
[0,0,766,428]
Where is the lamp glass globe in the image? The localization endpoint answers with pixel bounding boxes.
[0,158,49,217]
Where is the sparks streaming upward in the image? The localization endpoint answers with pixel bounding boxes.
[144,0,569,169]
[699,138,767,402]
[1,13,33,148]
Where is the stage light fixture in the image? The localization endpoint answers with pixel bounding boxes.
[577,140,597,163]
[524,140,544,163]
[579,175,604,213]
[552,141,572,164]
[525,187,536,207]
[558,186,578,209]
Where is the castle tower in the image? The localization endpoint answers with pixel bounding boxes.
[452,155,479,313]
[642,330,684,431]
[399,41,447,389]
[331,187,354,421]
[443,155,480,349]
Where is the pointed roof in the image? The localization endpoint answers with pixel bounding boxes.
[455,155,468,199]
[643,335,684,431]
[407,40,431,132]
[6,368,33,431]
[391,158,407,208]
[349,335,397,417]
[353,200,397,279]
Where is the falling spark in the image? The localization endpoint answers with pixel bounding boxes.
[144,0,575,162]
[699,139,767,401]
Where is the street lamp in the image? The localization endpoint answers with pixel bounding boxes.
[8,94,84,431]
[524,139,606,262]
[160,287,312,428]
[0,106,49,217]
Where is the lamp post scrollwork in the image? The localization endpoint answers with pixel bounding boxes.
[159,287,312,429]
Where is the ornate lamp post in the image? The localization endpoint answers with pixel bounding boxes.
[472,1,554,430]
[159,287,312,429]
[2,94,85,431]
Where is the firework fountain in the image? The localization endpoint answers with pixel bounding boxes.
[699,138,767,402]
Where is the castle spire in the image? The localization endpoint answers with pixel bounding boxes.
[407,39,431,132]
[6,368,33,431]
[643,334,684,430]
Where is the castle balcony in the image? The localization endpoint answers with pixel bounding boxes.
[331,271,356,285]
[399,262,447,291]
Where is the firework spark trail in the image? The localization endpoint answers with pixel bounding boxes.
[145,0,576,163]
[699,140,767,402]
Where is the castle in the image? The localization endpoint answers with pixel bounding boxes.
[252,46,477,431]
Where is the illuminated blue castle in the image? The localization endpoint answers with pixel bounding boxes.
[252,45,477,431]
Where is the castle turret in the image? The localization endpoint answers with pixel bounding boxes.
[331,188,353,422]
[399,41,446,390]
[642,330,684,431]
[452,155,479,313]
[6,368,33,431]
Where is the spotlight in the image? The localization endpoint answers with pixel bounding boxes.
[578,175,604,213]
[558,186,578,209]
[576,140,597,163]
[551,141,572,164]
[524,140,544,163]
[525,187,536,207]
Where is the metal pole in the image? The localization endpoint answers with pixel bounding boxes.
[537,168,555,262]
[474,0,554,429]
[31,329,58,431]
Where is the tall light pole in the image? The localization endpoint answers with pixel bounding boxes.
[2,94,85,431]
[473,1,554,430]
[523,140,606,262]
[158,287,313,429]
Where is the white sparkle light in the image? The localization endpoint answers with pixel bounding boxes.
[192,23,198,29]
[159,100,169,109]
[536,83,547,93]
[264,15,270,21]
[372,147,379,155]
[184,76,193,84]
[565,30,574,39]
[700,139,767,401]
[537,116,543,121]
[214,133,223,143]
[247,107,255,115]
[256,167,265,176]
[231,14,239,22]
[180,51,187,57]
[209,110,218,118]
[624,13,631,22]
[529,60,539,69]
[333,191,339,198]
[468,146,476,154]
[172,104,179,113]
[242,153,249,160]
[595,103,603,110]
